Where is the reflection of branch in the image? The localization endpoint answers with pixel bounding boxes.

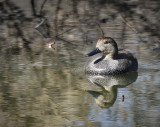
[87,22,105,37]
[35,16,76,46]
[30,0,37,16]
[56,36,72,44]
[54,0,62,35]
[35,19,77,47]
[56,27,75,37]
[40,0,48,16]
[35,19,46,28]
[35,19,51,38]
[96,22,104,37]
[14,23,32,46]
[120,15,146,43]
[120,15,137,33]
[121,20,126,45]
[56,34,77,47]
[35,19,47,38]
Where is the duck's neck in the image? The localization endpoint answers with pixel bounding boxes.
[104,46,118,60]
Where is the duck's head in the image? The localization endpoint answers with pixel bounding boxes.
[86,37,118,59]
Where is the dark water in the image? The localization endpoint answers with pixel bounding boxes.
[0,0,160,127]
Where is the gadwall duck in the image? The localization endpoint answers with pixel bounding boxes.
[85,37,138,74]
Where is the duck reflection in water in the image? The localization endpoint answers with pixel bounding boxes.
[86,72,138,108]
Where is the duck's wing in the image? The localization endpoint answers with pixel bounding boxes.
[117,51,138,72]
[118,50,136,59]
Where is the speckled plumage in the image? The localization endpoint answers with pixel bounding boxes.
[85,37,138,75]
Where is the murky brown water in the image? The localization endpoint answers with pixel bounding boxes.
[0,0,160,127]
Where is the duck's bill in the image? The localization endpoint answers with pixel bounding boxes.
[85,48,101,57]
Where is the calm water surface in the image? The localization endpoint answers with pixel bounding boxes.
[0,40,159,127]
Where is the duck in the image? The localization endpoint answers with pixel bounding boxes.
[85,37,138,74]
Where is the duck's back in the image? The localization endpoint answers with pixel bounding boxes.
[85,50,138,74]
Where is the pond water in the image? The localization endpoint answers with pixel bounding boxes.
[0,0,160,127]
[0,38,160,127]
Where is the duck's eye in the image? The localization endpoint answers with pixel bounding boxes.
[104,41,108,44]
